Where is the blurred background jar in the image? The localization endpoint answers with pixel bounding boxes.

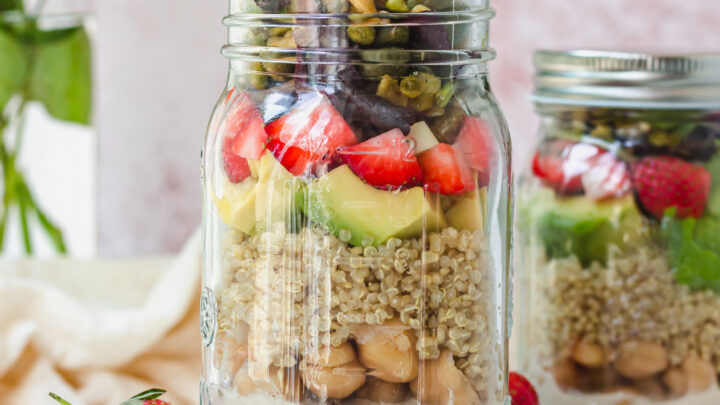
[200,0,512,403]
[516,50,720,404]
[0,0,95,258]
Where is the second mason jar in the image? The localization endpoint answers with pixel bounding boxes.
[200,2,511,404]
[517,51,720,404]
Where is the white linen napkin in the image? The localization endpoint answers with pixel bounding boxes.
[0,231,202,405]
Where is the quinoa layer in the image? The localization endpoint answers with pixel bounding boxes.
[216,224,500,399]
[537,248,720,372]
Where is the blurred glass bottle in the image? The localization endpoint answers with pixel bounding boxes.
[0,0,95,258]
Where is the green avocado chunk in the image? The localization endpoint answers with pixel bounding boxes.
[537,194,645,267]
[214,177,258,234]
[305,165,446,246]
[255,152,306,231]
[445,187,487,232]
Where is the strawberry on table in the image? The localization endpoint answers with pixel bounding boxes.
[265,93,358,176]
[337,128,423,189]
[418,143,476,195]
[631,155,711,219]
[581,152,631,201]
[222,90,268,161]
[532,139,605,195]
[509,372,539,405]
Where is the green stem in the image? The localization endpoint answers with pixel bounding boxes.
[0,133,10,250]
[48,393,72,405]
[18,177,66,253]
[15,176,32,254]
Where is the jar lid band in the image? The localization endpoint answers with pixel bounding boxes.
[533,50,720,109]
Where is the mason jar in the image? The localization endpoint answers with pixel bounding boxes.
[516,50,720,404]
[199,1,512,403]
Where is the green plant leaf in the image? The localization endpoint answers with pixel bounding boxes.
[119,400,144,405]
[29,25,91,125]
[661,211,720,292]
[130,388,166,400]
[0,0,23,12]
[0,24,27,112]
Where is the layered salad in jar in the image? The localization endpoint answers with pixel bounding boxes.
[203,7,507,399]
[521,107,720,404]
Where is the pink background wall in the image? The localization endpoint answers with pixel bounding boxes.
[97,0,720,256]
[491,0,720,172]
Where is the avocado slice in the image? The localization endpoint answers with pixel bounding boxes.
[255,152,306,231]
[536,194,646,267]
[214,177,258,234]
[306,165,446,246]
[445,187,487,232]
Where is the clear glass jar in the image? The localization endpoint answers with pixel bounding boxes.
[200,2,511,404]
[516,51,720,404]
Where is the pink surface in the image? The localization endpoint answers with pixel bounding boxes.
[490,0,720,173]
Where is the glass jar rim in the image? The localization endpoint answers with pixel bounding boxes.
[223,10,495,67]
[533,50,720,110]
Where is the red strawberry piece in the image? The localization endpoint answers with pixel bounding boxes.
[265,94,358,176]
[631,155,711,218]
[267,137,315,177]
[223,137,252,183]
[337,128,423,189]
[144,400,171,405]
[453,116,492,171]
[509,372,539,405]
[418,143,476,195]
[222,90,268,161]
[453,116,493,187]
[532,139,604,195]
[581,153,631,201]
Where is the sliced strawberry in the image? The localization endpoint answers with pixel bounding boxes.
[223,137,252,183]
[631,155,711,219]
[222,90,268,161]
[337,128,423,189]
[265,94,358,176]
[267,137,314,177]
[509,372,539,405]
[418,143,476,195]
[532,139,604,195]
[581,153,631,201]
[453,116,492,172]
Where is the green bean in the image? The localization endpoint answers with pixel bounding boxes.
[249,62,268,89]
[347,25,376,45]
[399,76,425,98]
[385,0,409,12]
[359,48,410,78]
[374,26,410,46]
[435,81,455,108]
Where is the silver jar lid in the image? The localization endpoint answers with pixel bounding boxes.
[532,50,720,109]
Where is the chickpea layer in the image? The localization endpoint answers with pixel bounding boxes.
[214,225,500,402]
[538,248,720,399]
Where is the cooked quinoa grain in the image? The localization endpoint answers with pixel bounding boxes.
[216,224,498,399]
[538,248,720,373]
